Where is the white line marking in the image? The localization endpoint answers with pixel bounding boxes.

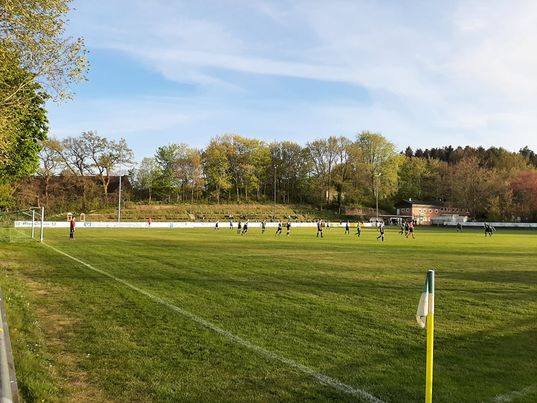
[43,242,384,402]
[492,384,536,402]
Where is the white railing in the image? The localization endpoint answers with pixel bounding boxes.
[0,289,18,402]
[14,221,377,229]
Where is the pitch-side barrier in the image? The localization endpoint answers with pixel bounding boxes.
[15,221,537,229]
[14,221,378,229]
[0,289,18,402]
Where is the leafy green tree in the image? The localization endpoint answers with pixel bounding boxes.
[203,139,231,203]
[349,132,401,207]
[0,0,88,103]
[0,81,48,179]
[396,156,428,201]
[131,157,161,202]
[270,141,311,204]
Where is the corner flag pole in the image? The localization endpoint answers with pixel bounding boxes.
[425,270,435,403]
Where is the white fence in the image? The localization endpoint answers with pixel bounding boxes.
[442,221,537,229]
[15,221,377,229]
[15,220,537,229]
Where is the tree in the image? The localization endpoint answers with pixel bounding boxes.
[131,157,160,202]
[81,131,133,196]
[270,141,311,204]
[449,156,510,219]
[0,0,88,104]
[37,138,64,201]
[396,157,428,201]
[0,0,87,198]
[305,136,349,208]
[349,132,401,207]
[0,79,48,180]
[154,144,183,201]
[519,146,537,168]
[203,139,231,203]
[60,136,90,176]
[510,170,537,221]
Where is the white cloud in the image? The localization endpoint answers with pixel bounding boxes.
[61,0,537,152]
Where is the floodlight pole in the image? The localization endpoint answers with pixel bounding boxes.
[375,172,382,225]
[273,164,277,219]
[40,207,44,242]
[118,174,122,225]
[273,165,277,205]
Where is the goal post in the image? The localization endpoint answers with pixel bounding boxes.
[0,207,45,243]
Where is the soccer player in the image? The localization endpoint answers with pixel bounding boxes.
[376,222,385,241]
[286,221,291,236]
[275,221,282,236]
[69,216,76,239]
[215,220,219,230]
[407,221,415,239]
[229,221,233,230]
[345,220,350,235]
[237,221,242,234]
[316,220,323,238]
[261,220,266,234]
[485,223,494,237]
[355,222,361,237]
[147,217,152,227]
[456,222,463,232]
[399,222,405,235]
[242,221,249,235]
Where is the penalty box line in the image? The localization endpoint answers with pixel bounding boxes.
[43,242,384,403]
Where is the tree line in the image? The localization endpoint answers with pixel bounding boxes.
[19,131,537,222]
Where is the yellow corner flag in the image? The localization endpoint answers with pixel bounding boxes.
[416,270,435,403]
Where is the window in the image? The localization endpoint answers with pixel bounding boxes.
[435,209,438,213]
[429,209,432,213]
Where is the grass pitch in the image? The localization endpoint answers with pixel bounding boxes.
[1,226,536,402]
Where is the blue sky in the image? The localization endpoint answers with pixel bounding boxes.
[47,0,537,160]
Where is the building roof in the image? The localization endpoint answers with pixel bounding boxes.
[395,199,468,209]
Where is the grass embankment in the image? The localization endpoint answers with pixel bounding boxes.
[1,226,536,402]
[78,203,358,222]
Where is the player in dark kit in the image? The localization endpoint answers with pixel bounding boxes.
[286,221,291,236]
[215,220,219,230]
[241,221,249,235]
[456,222,463,232]
[484,223,495,237]
[275,221,282,236]
[261,221,266,233]
[237,221,242,234]
[355,222,361,237]
[316,220,323,238]
[69,216,76,239]
[406,221,415,239]
[345,221,350,235]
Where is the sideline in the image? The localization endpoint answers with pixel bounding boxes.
[42,241,384,403]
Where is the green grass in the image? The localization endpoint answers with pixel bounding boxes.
[1,226,536,402]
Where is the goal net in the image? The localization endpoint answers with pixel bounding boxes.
[0,208,44,243]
